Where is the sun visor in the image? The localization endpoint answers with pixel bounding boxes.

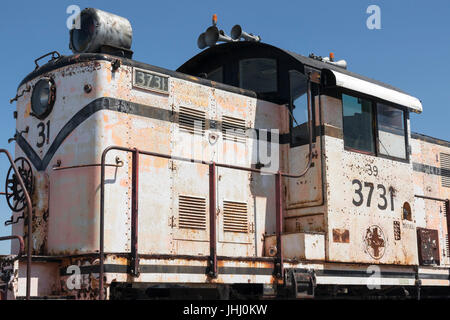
[324,69,422,113]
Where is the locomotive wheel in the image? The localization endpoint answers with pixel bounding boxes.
[4,157,33,212]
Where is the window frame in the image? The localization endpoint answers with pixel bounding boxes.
[341,92,377,156]
[288,69,317,148]
[340,88,410,163]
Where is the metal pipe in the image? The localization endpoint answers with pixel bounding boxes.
[0,149,32,300]
[130,149,140,277]
[101,144,311,178]
[208,162,217,278]
[0,235,25,258]
[52,162,123,171]
[275,171,283,279]
[445,200,449,255]
[99,145,140,299]
[414,194,448,203]
[99,147,108,300]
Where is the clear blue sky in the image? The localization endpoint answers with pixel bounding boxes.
[0,0,448,253]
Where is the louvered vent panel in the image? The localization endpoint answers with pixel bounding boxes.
[179,107,206,135]
[446,234,449,257]
[222,116,246,143]
[441,153,450,188]
[223,201,248,233]
[178,195,206,230]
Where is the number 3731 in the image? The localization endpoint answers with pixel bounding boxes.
[352,179,394,211]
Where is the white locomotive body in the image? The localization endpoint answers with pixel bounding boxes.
[0,8,449,299]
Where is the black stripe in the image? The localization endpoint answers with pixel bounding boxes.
[59,264,448,281]
[60,264,272,276]
[16,134,44,171]
[17,97,291,171]
[418,273,450,280]
[293,268,448,280]
[290,268,417,279]
[17,98,131,170]
[319,269,416,279]
[412,162,442,177]
[220,266,273,275]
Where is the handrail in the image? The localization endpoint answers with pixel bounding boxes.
[414,194,448,203]
[0,149,32,300]
[52,158,123,171]
[208,162,217,278]
[0,235,25,259]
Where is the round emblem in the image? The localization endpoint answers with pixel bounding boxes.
[364,225,386,260]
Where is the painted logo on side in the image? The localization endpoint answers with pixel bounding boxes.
[364,225,386,260]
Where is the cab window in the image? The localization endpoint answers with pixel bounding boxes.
[377,103,407,159]
[342,94,375,154]
[289,70,309,146]
[207,67,223,83]
[341,93,408,161]
[239,58,277,93]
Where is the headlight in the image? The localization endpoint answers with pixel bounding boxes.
[31,78,55,119]
[69,8,132,55]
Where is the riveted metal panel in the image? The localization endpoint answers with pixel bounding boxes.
[417,228,440,265]
[411,136,450,266]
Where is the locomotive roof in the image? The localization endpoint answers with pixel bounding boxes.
[19,41,421,112]
[178,41,422,112]
[411,132,450,148]
[178,41,408,95]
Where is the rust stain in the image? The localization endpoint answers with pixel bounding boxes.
[141,157,152,171]
[172,81,208,108]
[332,229,349,243]
[120,179,128,187]
[24,101,31,118]
[196,164,208,178]
[152,157,168,169]
[106,70,112,83]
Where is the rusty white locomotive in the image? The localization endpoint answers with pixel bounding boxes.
[0,8,449,300]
